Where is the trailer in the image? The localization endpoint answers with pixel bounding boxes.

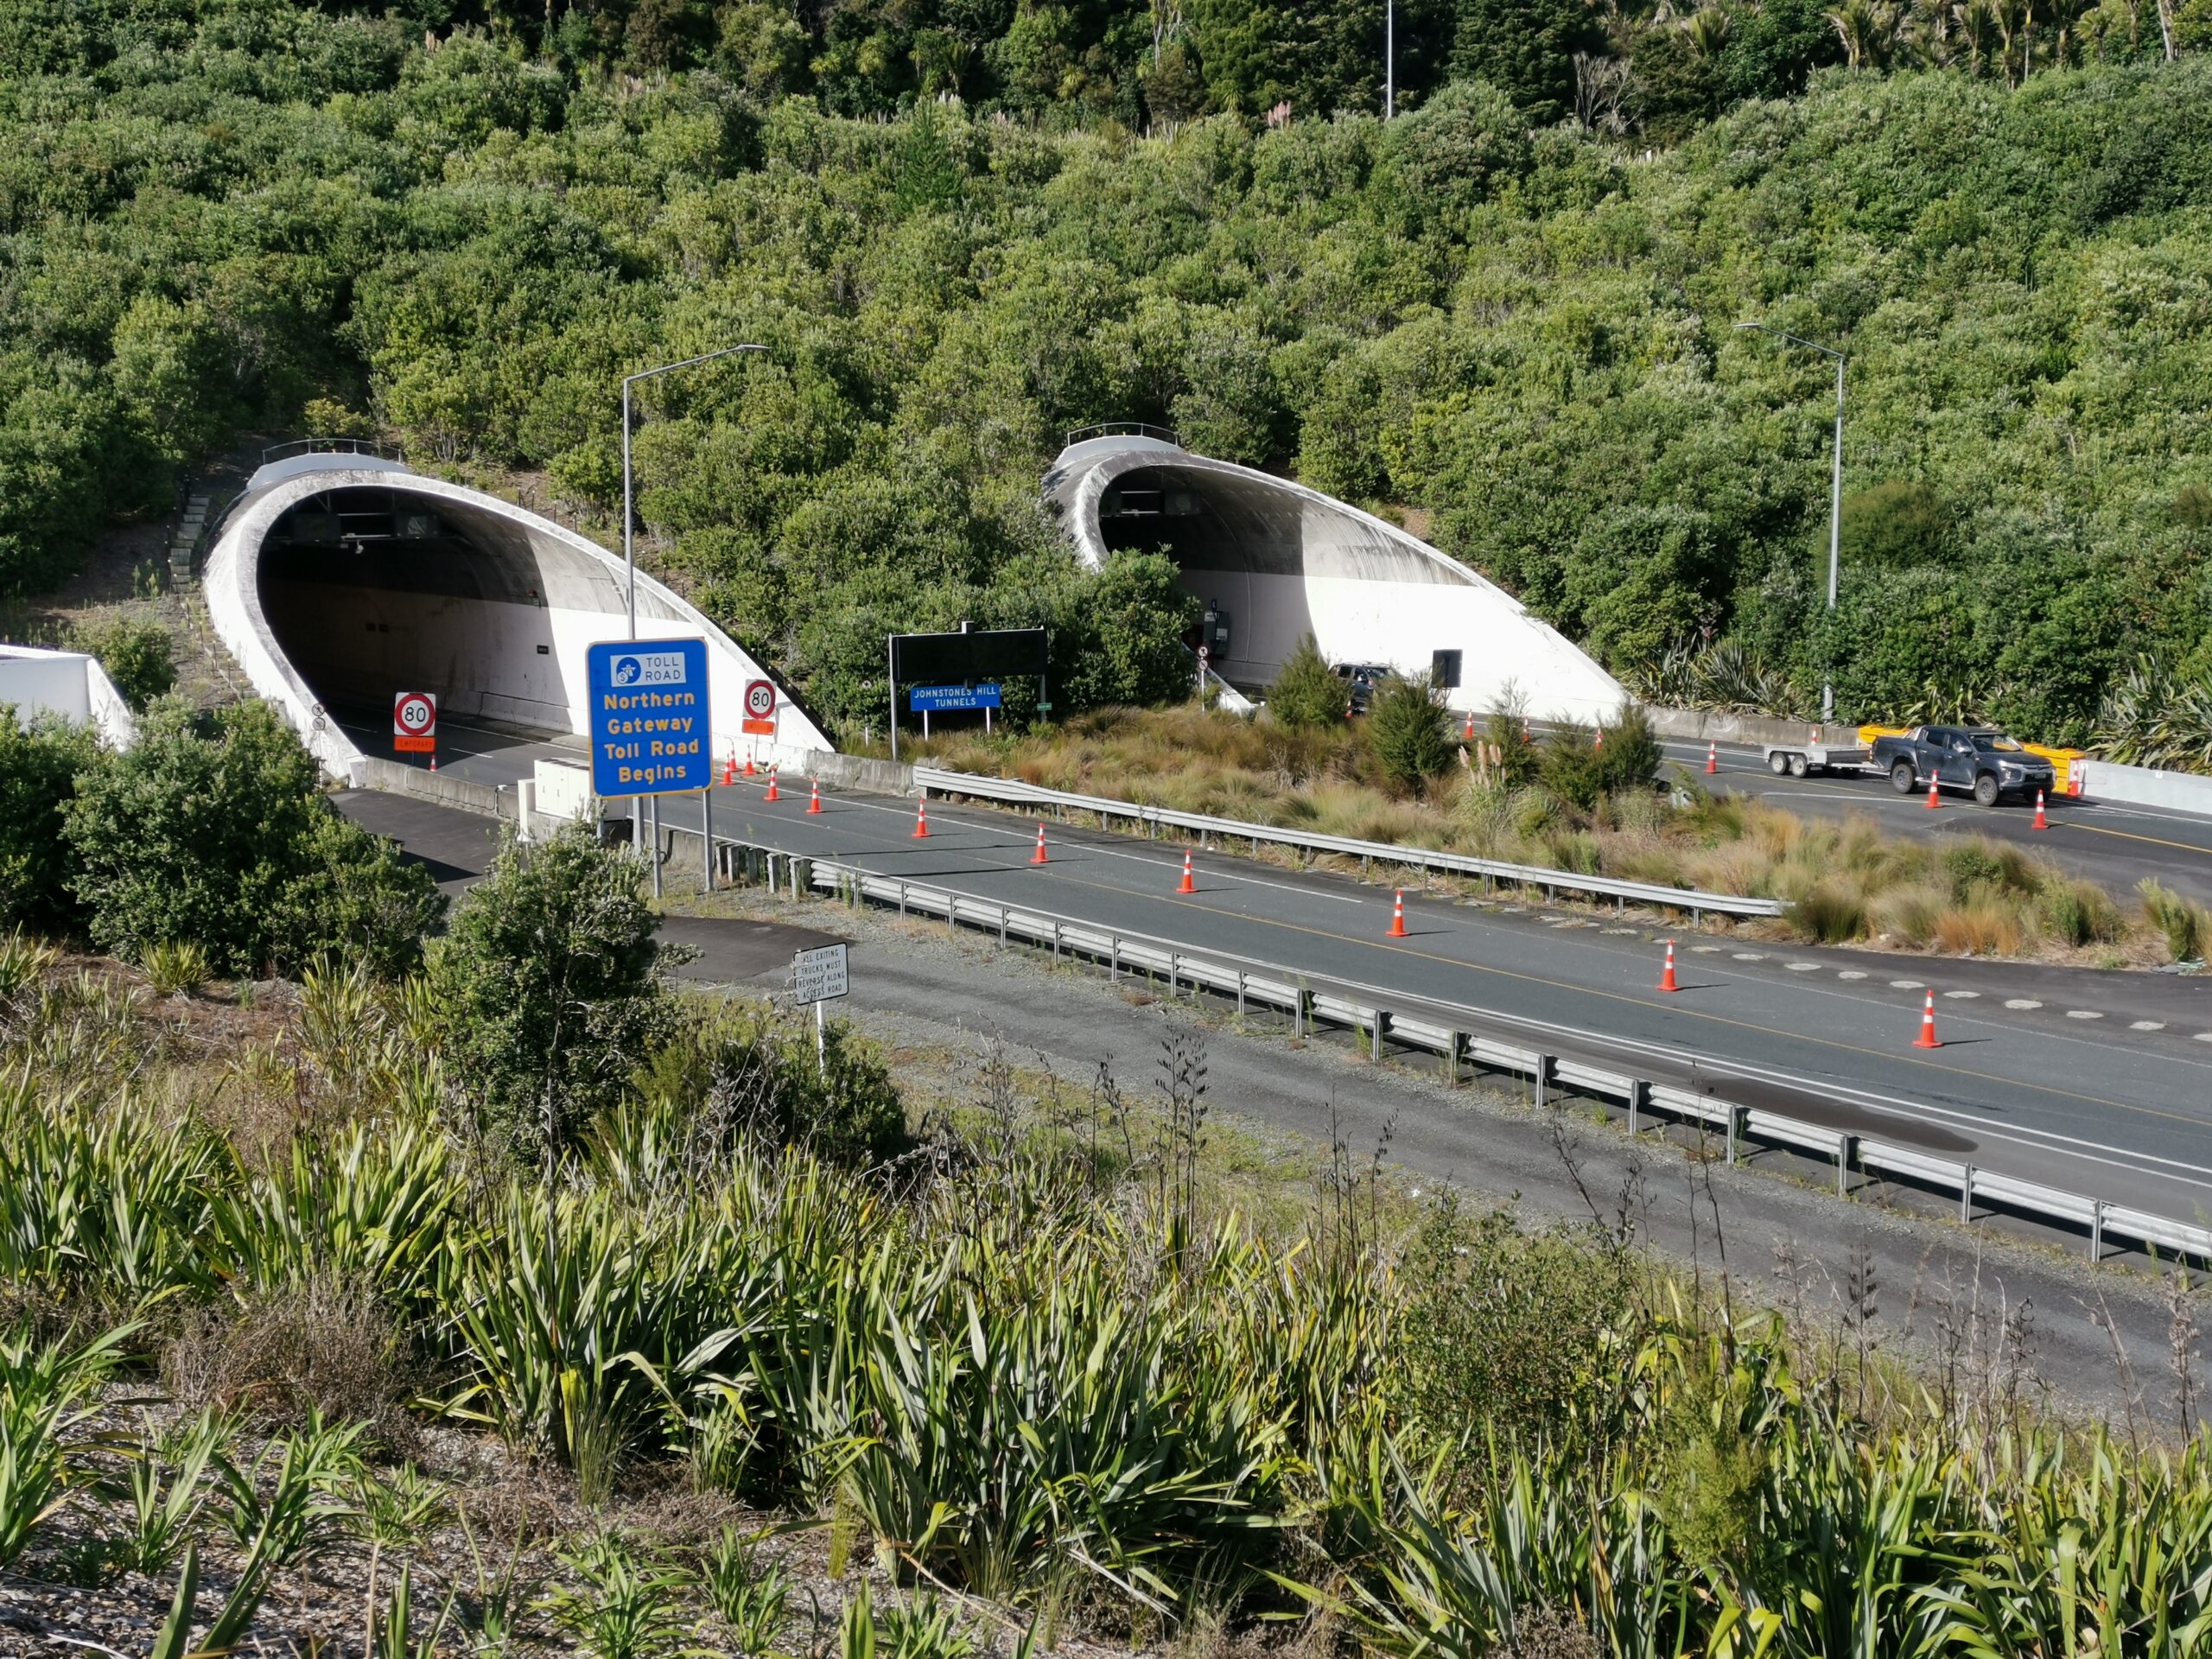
[1761,734,1875,778]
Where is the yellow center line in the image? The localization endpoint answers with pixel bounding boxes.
[2056,823,2212,859]
[787,810,2205,1136]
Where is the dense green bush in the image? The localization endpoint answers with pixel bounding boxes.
[75,619,174,711]
[1599,702,1664,794]
[0,9,2208,750]
[430,823,676,1165]
[1263,634,1346,729]
[1365,672,1455,790]
[60,699,440,976]
[0,713,98,934]
[1537,720,1608,810]
[634,1002,907,1168]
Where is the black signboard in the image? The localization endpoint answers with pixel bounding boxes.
[891,627,1048,685]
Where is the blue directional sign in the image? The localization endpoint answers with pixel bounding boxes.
[909,683,1001,712]
[586,637,710,797]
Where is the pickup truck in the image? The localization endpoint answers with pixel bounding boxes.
[1870,725,2056,807]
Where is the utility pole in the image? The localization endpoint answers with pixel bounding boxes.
[620,343,766,891]
[1737,321,1846,722]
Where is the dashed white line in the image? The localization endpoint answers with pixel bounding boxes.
[1692,944,1725,954]
[2198,1033,2212,1044]
[2133,1020,2167,1032]
[1786,962,1820,971]
[1890,979,1924,989]
[2067,1009,2104,1020]
[1943,990,1980,1000]
[1732,952,1766,961]
[2005,999,2043,1010]
[1837,969,1868,980]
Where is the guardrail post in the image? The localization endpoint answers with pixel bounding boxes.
[1294,984,1310,1039]
[1534,1053,1552,1111]
[1959,1164,1974,1224]
[1051,921,1061,962]
[1628,1078,1645,1137]
[1442,1031,1462,1085]
[2088,1201,2104,1265]
[1725,1104,1741,1165]
[1370,1009,1389,1061]
[1236,970,1247,1018]
[998,906,1008,945]
[1836,1134,1856,1198]
[1109,937,1120,980]
[898,880,908,918]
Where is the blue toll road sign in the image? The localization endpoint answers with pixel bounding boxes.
[586,637,711,797]
[909,683,1001,712]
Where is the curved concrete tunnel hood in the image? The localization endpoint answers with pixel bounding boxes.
[204,454,829,784]
[1046,433,1627,724]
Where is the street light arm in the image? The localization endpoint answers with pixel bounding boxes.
[623,341,768,392]
[1733,320,1844,362]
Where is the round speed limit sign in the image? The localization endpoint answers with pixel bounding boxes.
[394,693,435,736]
[742,677,777,734]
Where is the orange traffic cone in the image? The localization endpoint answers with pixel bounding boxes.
[2032,789,2048,830]
[743,752,756,777]
[1913,990,1942,1049]
[1594,728,1604,752]
[1658,939,1679,993]
[806,778,823,814]
[722,751,737,785]
[763,770,780,803]
[1705,741,1719,776]
[1463,710,1476,741]
[1030,822,1049,864]
[912,799,931,838]
[1388,889,1408,938]
[1925,776,1941,810]
[1522,720,1532,744]
[1177,849,1196,894]
[428,753,436,772]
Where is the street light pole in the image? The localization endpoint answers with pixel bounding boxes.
[619,342,767,893]
[1384,0,1394,119]
[1737,321,1846,722]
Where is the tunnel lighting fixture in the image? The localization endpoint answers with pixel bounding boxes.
[621,344,767,641]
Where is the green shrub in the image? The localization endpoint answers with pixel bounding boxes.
[76,619,175,711]
[632,1002,907,1168]
[2040,879,2120,948]
[1365,672,1454,791]
[1790,882,1867,944]
[1264,633,1345,729]
[60,699,438,976]
[1537,721,1607,810]
[430,823,676,1164]
[2138,879,2209,964]
[1598,702,1664,795]
[141,939,211,997]
[0,712,98,934]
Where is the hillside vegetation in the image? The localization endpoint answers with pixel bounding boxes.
[3,3,2209,749]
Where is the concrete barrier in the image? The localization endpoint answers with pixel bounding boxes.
[350,756,513,819]
[2074,760,2212,817]
[1646,706,1838,748]
[796,750,915,796]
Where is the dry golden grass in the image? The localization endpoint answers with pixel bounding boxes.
[919,706,2187,966]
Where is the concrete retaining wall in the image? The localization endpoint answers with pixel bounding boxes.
[2074,760,2212,817]
[797,750,915,795]
[351,756,515,820]
[1646,706,1840,748]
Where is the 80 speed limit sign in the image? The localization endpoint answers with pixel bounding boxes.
[392,690,437,753]
[741,677,777,735]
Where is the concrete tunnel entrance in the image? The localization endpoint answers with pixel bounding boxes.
[1047,430,1629,722]
[203,449,830,785]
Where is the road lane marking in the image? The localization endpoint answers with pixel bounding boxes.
[2006,999,2043,1009]
[2134,1021,2166,1031]
[2054,823,2212,860]
[751,791,2212,1142]
[2068,1010,2104,1020]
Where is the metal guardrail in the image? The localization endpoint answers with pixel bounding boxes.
[676,833,2210,1269]
[260,437,404,464]
[912,767,1789,921]
[1064,422,1182,448]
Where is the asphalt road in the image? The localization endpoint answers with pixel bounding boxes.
[615,779,2212,1233]
[1660,734,2212,909]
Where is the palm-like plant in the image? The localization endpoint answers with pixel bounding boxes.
[1827,0,1901,65]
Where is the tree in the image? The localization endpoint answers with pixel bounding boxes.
[1538,719,1607,809]
[1599,702,1664,794]
[1446,0,1600,124]
[1366,671,1455,790]
[1377,79,1533,230]
[74,619,175,711]
[60,699,439,976]
[1053,551,1202,713]
[1265,633,1347,728]
[0,713,98,934]
[430,823,677,1167]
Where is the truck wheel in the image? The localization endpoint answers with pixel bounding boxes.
[1974,772,2000,808]
[1788,753,1810,779]
[1890,760,1917,794]
[1768,751,1790,776]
